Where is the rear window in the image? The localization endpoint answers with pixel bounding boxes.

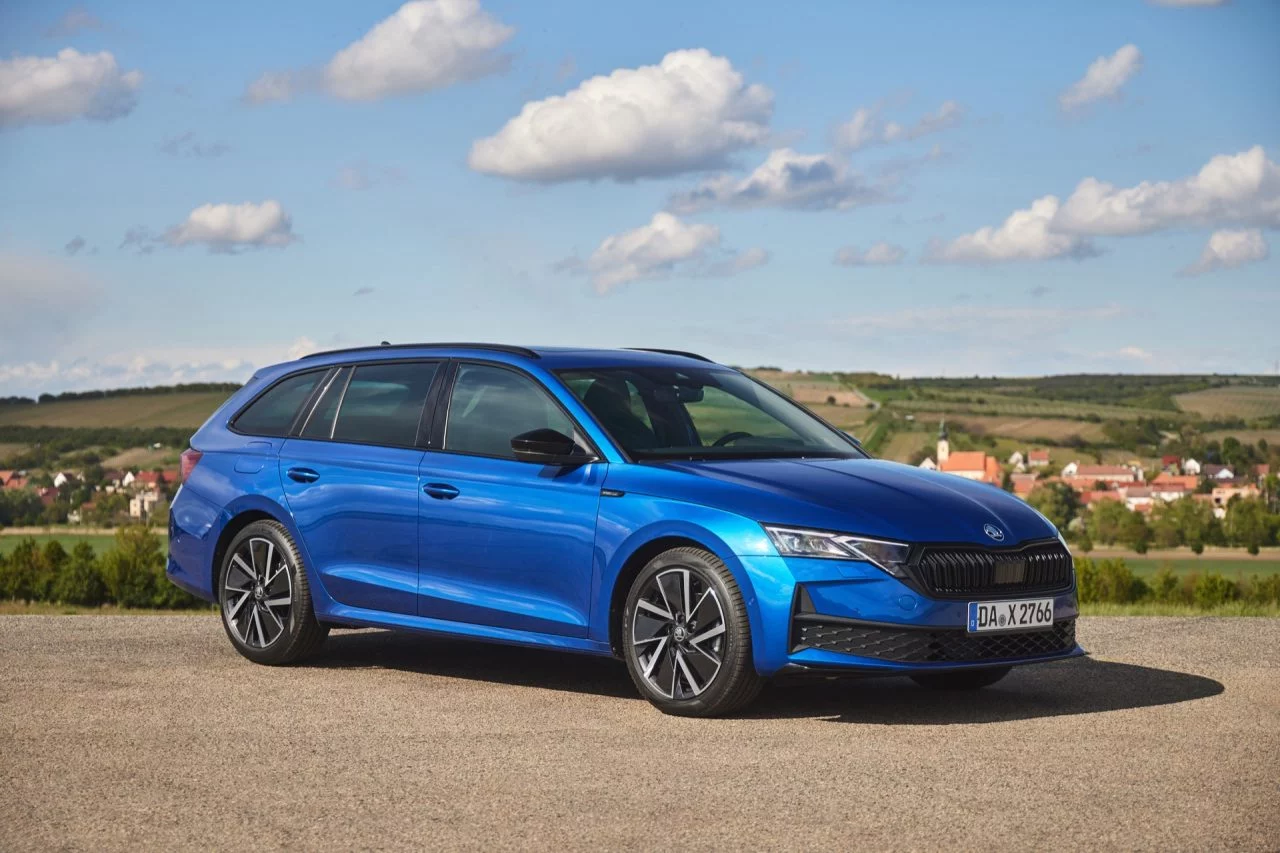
[331,362,439,447]
[232,370,325,437]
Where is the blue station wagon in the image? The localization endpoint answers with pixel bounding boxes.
[167,343,1083,716]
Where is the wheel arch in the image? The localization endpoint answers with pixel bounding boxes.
[607,534,712,656]
[209,497,310,597]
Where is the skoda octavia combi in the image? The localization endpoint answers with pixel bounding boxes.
[167,343,1082,716]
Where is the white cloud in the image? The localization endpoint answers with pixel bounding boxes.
[926,196,1098,264]
[243,71,305,105]
[834,242,906,266]
[1181,228,1269,275]
[323,0,513,100]
[1115,346,1154,361]
[700,246,770,278]
[1054,145,1280,235]
[830,304,1127,336]
[468,49,773,182]
[667,149,883,213]
[570,212,766,292]
[160,131,231,158]
[0,337,321,397]
[1059,44,1142,111]
[158,201,299,253]
[332,162,408,191]
[244,0,513,105]
[0,49,142,129]
[45,8,105,38]
[833,100,964,151]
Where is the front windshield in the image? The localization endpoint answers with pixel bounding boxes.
[558,367,865,461]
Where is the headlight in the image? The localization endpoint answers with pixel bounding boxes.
[762,525,912,578]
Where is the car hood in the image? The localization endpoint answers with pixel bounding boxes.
[623,457,1056,547]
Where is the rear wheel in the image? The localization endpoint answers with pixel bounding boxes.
[621,547,763,717]
[218,520,327,665]
[909,665,1012,690]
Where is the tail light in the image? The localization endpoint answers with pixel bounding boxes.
[180,448,203,483]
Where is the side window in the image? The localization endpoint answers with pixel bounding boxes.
[300,367,350,439]
[330,362,439,447]
[233,370,325,437]
[445,364,574,459]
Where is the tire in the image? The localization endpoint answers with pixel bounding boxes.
[217,520,328,665]
[621,547,763,717]
[909,665,1012,691]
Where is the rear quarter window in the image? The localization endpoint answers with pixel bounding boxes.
[232,370,326,437]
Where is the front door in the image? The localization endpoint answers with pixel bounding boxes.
[279,360,440,615]
[417,362,603,637]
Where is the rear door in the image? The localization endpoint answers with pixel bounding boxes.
[279,360,441,616]
[416,361,603,637]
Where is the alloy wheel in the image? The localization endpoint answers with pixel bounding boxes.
[630,567,726,700]
[222,536,293,649]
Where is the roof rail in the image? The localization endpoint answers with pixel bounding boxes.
[625,348,715,363]
[300,342,541,360]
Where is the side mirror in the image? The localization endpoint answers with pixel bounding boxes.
[510,428,595,466]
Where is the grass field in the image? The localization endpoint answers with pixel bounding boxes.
[0,533,122,556]
[0,392,230,429]
[1175,386,1280,419]
[1113,557,1280,579]
[948,415,1107,443]
[884,395,1173,421]
[1202,428,1280,446]
[0,442,29,461]
[101,447,181,469]
[1080,601,1280,617]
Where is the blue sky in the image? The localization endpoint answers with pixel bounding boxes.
[1,0,1277,396]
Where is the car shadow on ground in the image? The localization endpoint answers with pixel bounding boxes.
[750,657,1225,724]
[309,630,1224,723]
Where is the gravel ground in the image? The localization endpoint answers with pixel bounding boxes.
[1,615,1277,851]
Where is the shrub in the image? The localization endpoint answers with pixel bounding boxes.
[0,538,46,603]
[1096,558,1146,604]
[1075,557,1099,603]
[52,541,108,606]
[1242,574,1280,605]
[1193,573,1238,609]
[1149,564,1181,603]
[99,526,165,608]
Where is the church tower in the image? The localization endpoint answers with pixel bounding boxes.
[937,419,950,465]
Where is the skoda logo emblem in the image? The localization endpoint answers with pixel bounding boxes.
[983,523,1005,542]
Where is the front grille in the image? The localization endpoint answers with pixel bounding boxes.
[911,540,1073,598]
[793,618,1076,663]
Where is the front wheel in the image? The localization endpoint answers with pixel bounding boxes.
[621,547,763,717]
[909,666,1012,690]
[218,520,328,665]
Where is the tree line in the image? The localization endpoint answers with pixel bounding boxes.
[0,527,204,609]
[1028,485,1279,554]
[1074,557,1280,608]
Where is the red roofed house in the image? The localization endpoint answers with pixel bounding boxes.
[1061,462,1142,485]
[917,422,1002,486]
[4,476,29,491]
[1150,473,1199,492]
[940,451,1002,486]
[1028,450,1051,468]
[1010,472,1039,497]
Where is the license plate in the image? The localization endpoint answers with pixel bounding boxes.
[967,598,1054,633]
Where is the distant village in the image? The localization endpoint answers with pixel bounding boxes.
[0,464,179,526]
[918,421,1267,520]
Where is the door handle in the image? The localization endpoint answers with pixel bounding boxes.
[287,467,320,483]
[423,482,460,500]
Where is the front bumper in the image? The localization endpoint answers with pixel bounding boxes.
[737,554,1083,676]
